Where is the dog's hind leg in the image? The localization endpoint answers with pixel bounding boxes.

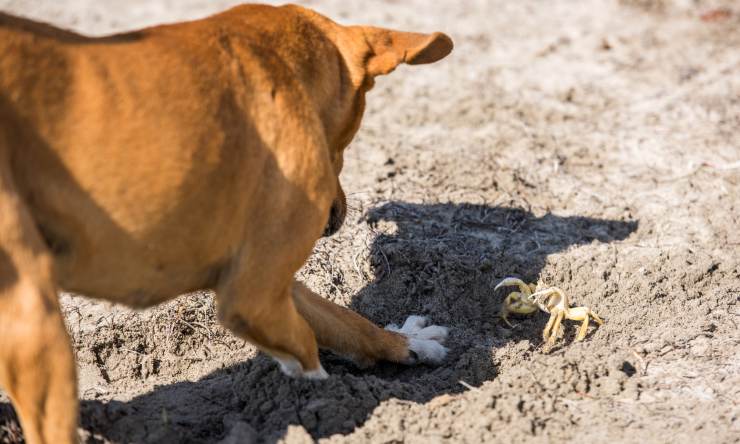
[0,161,78,444]
[292,281,448,368]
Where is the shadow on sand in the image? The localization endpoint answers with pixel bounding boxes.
[1,202,637,443]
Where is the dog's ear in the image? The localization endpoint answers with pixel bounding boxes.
[357,27,453,77]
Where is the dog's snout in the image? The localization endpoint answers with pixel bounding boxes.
[322,199,346,237]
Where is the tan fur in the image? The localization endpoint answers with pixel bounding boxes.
[0,4,452,443]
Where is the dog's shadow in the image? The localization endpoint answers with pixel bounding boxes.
[0,202,636,443]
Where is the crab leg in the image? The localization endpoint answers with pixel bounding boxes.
[577,313,591,341]
[549,310,566,346]
[542,311,558,342]
[567,307,604,341]
[499,293,517,327]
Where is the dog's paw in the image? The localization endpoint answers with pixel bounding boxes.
[385,315,449,365]
[274,357,329,380]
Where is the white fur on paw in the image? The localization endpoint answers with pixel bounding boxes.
[408,338,447,364]
[274,357,328,380]
[385,315,449,365]
[402,315,428,331]
[303,366,329,380]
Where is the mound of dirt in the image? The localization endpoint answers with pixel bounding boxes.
[1,0,738,443]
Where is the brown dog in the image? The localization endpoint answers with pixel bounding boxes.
[0,4,452,443]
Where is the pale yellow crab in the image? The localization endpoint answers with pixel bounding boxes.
[494,277,604,347]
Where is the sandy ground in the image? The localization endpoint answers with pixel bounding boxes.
[1,0,739,443]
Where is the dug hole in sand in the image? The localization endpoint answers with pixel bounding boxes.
[0,0,738,443]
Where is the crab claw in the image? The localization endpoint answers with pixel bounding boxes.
[529,287,566,308]
[497,278,540,327]
[494,277,534,296]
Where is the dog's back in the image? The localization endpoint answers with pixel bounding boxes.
[0,6,337,305]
